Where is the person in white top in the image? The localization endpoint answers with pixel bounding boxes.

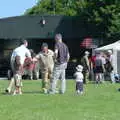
[107,50,115,83]
[74,65,84,94]
[6,39,31,95]
[11,41,31,67]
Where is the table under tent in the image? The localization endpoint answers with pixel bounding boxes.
[95,40,120,76]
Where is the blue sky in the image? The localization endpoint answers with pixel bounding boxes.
[0,0,37,18]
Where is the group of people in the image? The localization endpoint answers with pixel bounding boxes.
[80,49,115,84]
[5,33,70,95]
[5,33,116,96]
[73,49,115,95]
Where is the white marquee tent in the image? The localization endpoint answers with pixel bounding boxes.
[96,40,120,51]
[96,40,120,73]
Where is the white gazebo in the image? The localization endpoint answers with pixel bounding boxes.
[96,40,120,74]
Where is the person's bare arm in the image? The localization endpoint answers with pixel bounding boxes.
[54,49,58,59]
[32,54,40,63]
[67,53,70,62]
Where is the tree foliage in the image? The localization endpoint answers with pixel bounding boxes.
[25,0,120,39]
[25,0,77,16]
[80,0,120,38]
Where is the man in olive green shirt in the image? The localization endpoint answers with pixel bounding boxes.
[81,51,90,84]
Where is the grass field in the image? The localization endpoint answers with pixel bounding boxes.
[0,80,120,120]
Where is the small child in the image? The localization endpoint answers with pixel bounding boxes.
[74,65,84,94]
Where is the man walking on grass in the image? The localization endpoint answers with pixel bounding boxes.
[5,39,31,95]
[33,43,54,94]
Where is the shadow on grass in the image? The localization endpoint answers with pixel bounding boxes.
[1,92,12,96]
[23,91,43,94]
[1,91,45,96]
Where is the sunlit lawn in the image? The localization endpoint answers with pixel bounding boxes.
[0,80,120,120]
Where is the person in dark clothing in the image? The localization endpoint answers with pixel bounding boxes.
[49,33,70,94]
[81,51,90,84]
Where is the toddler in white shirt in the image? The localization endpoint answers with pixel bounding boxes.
[74,65,84,94]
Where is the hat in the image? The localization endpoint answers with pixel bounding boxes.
[85,51,90,55]
[107,50,112,54]
[41,43,48,48]
[76,65,83,72]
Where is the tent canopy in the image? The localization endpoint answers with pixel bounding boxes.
[96,40,120,74]
[96,40,120,51]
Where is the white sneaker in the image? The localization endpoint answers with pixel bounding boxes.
[19,92,22,95]
[13,91,17,96]
[55,90,59,94]
[48,91,55,94]
[80,91,83,95]
[76,90,80,94]
[44,89,48,94]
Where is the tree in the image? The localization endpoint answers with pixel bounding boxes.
[25,0,77,16]
[79,0,120,38]
[25,0,120,39]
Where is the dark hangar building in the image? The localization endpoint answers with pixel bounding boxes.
[0,15,103,77]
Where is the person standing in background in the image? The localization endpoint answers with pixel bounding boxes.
[107,50,115,83]
[94,51,105,84]
[81,51,90,84]
[100,52,106,83]
[23,49,36,80]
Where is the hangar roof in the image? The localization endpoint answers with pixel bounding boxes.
[0,15,88,39]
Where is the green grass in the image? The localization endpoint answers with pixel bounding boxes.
[0,80,120,120]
